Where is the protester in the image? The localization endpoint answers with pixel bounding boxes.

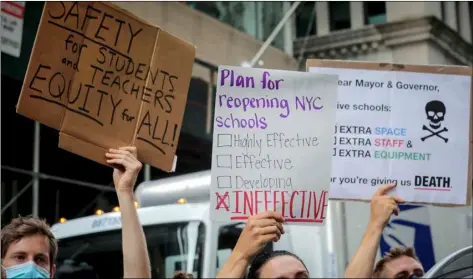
[1,216,56,279]
[1,146,150,279]
[216,211,309,279]
[344,183,424,278]
[172,271,194,279]
[372,246,424,278]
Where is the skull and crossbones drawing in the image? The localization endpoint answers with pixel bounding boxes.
[421,100,448,143]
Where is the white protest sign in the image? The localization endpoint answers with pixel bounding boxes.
[307,60,472,206]
[1,1,25,58]
[211,66,338,224]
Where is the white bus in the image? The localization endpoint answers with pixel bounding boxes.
[51,170,472,278]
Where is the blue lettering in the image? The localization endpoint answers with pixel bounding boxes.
[91,217,122,228]
[375,127,407,136]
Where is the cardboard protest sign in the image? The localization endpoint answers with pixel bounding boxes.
[16,1,195,172]
[210,66,339,225]
[307,59,472,206]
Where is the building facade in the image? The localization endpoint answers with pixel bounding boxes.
[294,2,473,66]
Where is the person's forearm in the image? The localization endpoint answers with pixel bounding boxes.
[216,250,250,279]
[117,190,151,278]
[344,222,383,278]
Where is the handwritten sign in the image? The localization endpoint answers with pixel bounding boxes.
[307,59,472,206]
[210,66,338,225]
[1,1,25,58]
[16,1,195,171]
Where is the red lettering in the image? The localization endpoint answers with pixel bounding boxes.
[300,190,307,218]
[228,190,328,223]
[233,190,242,214]
[306,191,312,218]
[281,191,289,218]
[255,191,263,214]
[313,191,322,219]
[289,191,299,218]
[264,191,271,211]
[215,192,229,211]
[243,191,254,215]
[273,190,280,212]
[321,190,328,219]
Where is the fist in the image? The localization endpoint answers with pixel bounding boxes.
[106,146,142,193]
[370,184,404,230]
[233,211,285,260]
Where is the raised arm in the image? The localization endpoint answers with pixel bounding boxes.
[217,211,284,279]
[344,184,404,278]
[106,147,151,278]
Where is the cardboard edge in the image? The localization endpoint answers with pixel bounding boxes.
[466,73,473,206]
[101,2,155,28]
[103,2,197,53]
[15,2,65,131]
[59,132,111,168]
[306,59,473,76]
[16,2,47,113]
[307,59,473,207]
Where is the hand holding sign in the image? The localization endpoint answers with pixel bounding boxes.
[369,184,405,231]
[216,211,285,279]
[106,146,142,194]
[234,211,285,260]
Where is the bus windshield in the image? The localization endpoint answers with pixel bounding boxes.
[54,221,205,279]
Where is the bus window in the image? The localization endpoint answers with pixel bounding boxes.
[216,223,273,273]
[55,222,205,279]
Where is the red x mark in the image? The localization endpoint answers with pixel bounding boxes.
[215,192,229,211]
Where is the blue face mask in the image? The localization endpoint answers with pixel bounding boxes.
[2,261,50,278]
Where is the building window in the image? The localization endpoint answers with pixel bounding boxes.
[186,2,221,19]
[185,2,259,38]
[329,2,351,31]
[185,1,288,50]
[364,2,386,25]
[295,1,316,38]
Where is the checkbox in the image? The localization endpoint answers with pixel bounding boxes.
[217,176,232,188]
[215,192,231,211]
[216,155,232,168]
[217,134,232,147]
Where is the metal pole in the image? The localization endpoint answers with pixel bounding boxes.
[144,164,151,181]
[12,180,18,218]
[340,202,350,269]
[33,121,40,217]
[249,1,301,67]
[283,2,294,57]
[55,189,60,221]
[2,180,34,214]
[1,165,114,192]
[1,182,5,211]
[206,69,215,135]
